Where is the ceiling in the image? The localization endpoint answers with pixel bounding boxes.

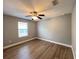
[3,0,75,20]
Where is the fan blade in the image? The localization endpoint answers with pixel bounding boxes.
[37,16,42,19]
[25,15,32,17]
[39,14,45,16]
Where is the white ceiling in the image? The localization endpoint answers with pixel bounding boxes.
[3,0,75,20]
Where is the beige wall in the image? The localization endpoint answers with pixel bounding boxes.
[3,15,37,46]
[72,5,76,58]
[37,14,71,45]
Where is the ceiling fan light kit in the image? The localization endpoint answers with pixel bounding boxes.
[32,16,38,20]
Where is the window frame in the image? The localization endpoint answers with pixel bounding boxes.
[18,21,28,38]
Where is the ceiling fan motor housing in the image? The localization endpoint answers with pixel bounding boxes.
[30,11,38,16]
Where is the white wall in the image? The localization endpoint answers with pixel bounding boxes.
[72,5,76,59]
[37,14,71,45]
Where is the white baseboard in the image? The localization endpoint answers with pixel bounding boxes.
[71,47,76,59]
[38,37,72,48]
[3,37,37,49]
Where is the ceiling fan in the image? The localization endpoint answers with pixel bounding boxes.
[25,0,58,21]
[25,11,45,20]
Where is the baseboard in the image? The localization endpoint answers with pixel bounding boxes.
[71,47,76,59]
[3,37,37,49]
[38,37,72,48]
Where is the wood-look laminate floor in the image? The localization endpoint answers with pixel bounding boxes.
[4,39,73,59]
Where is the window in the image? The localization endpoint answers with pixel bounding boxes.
[18,22,28,37]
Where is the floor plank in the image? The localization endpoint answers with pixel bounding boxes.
[4,39,74,59]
